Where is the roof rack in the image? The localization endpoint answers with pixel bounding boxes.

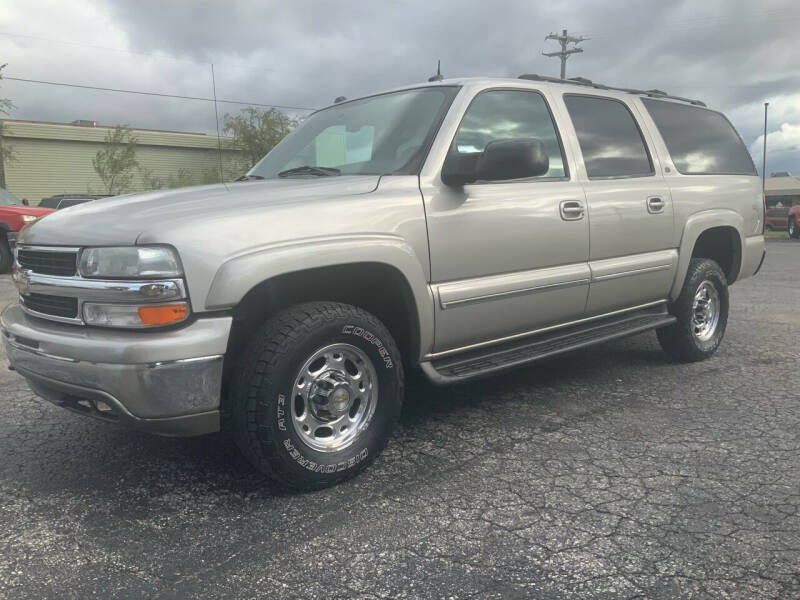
[517,74,706,107]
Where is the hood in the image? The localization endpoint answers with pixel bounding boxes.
[0,205,54,217]
[19,176,380,247]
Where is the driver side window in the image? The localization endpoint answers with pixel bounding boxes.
[454,89,567,178]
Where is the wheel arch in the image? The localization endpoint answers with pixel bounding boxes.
[207,237,434,390]
[670,210,744,300]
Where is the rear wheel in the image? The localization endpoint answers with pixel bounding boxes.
[789,217,799,239]
[657,258,729,362]
[0,234,12,273]
[230,302,404,490]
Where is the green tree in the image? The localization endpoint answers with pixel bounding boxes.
[223,107,295,173]
[138,165,165,190]
[167,168,194,189]
[0,63,17,189]
[92,125,139,195]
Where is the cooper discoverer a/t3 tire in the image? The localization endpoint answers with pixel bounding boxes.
[657,258,729,363]
[230,302,404,490]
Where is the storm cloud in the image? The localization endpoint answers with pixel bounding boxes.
[2,0,799,172]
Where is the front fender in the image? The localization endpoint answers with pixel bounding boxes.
[670,209,744,300]
[204,233,434,358]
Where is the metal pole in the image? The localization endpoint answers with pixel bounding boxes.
[560,30,567,79]
[762,102,769,193]
[210,63,225,185]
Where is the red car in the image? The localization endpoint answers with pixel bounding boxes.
[0,188,53,273]
[765,206,789,231]
[790,204,800,239]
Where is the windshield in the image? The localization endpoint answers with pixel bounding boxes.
[0,187,20,205]
[248,86,458,178]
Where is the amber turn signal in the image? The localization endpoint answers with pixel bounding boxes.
[137,303,188,326]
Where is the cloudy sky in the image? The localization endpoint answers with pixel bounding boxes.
[1,0,799,173]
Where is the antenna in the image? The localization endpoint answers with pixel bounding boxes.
[542,30,588,79]
[428,60,443,82]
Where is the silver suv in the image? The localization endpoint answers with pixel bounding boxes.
[2,75,766,489]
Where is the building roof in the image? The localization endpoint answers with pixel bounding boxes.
[0,118,229,150]
[765,175,800,197]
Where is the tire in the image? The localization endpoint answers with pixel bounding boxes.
[230,302,404,490]
[0,235,12,274]
[657,258,729,363]
[789,217,800,239]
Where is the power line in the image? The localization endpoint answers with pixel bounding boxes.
[2,76,316,112]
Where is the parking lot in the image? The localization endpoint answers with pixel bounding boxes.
[0,240,797,599]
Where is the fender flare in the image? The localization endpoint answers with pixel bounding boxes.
[670,209,744,300]
[204,234,434,359]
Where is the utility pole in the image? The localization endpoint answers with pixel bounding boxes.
[762,102,769,193]
[542,29,588,79]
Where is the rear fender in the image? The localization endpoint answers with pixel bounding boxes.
[670,209,744,300]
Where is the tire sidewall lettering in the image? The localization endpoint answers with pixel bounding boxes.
[341,324,394,369]
[282,437,369,473]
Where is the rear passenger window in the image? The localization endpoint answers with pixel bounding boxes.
[642,99,756,175]
[564,95,653,179]
[454,90,567,178]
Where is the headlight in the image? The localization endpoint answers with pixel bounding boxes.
[21,214,39,223]
[78,246,182,279]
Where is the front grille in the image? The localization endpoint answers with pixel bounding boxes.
[21,293,79,319]
[17,249,78,276]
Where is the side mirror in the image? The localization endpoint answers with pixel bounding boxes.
[22,198,29,206]
[441,138,550,186]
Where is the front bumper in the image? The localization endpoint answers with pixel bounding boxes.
[1,303,232,436]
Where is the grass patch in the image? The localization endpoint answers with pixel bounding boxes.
[765,230,789,239]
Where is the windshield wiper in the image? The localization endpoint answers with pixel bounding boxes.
[235,174,265,182]
[278,166,341,178]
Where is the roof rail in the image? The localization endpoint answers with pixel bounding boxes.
[517,74,706,107]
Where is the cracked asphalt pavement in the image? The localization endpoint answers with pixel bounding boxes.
[1,240,798,599]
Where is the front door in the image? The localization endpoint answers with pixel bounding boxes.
[420,88,590,354]
[561,93,676,315]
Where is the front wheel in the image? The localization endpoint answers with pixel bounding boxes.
[657,258,729,363]
[230,302,404,490]
[789,217,799,239]
[0,235,12,274]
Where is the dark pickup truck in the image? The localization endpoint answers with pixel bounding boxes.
[0,188,53,272]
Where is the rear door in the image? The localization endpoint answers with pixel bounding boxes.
[561,94,676,315]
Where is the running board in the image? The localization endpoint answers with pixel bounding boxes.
[421,306,676,385]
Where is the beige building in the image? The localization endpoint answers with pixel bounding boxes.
[764,173,800,208]
[0,119,238,204]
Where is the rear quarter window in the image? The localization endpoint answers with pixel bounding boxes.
[642,99,756,176]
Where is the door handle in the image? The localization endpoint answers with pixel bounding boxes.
[647,196,666,214]
[560,200,585,221]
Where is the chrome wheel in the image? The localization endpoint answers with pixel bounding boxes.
[290,343,378,453]
[692,280,720,342]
